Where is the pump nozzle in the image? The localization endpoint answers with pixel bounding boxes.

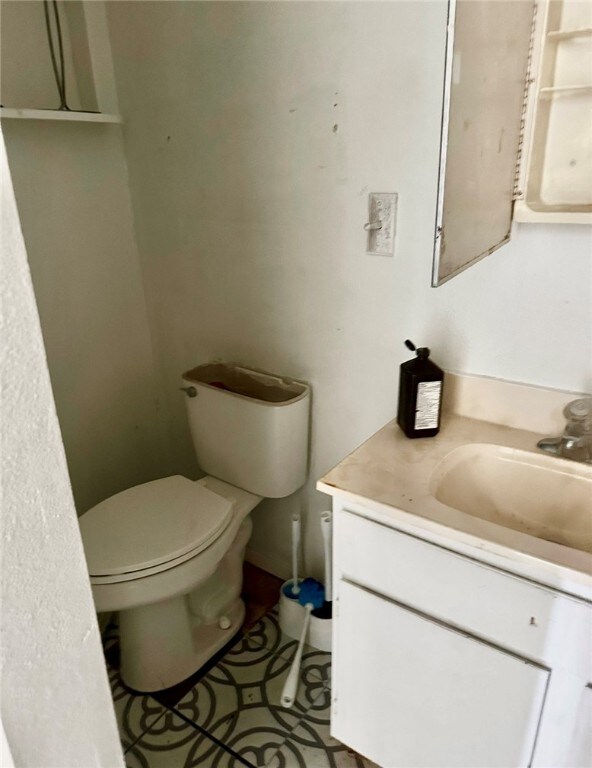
[404,339,430,358]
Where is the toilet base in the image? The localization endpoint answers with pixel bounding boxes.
[116,516,252,692]
[119,597,245,692]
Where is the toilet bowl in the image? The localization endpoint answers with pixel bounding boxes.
[80,363,310,692]
[81,475,262,691]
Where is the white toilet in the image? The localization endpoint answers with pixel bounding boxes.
[80,363,310,692]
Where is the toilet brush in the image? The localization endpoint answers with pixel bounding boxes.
[284,513,301,598]
[313,511,333,619]
[280,578,325,708]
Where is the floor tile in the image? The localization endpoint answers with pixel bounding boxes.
[150,630,241,710]
[267,686,380,768]
[244,608,331,685]
[170,632,328,766]
[103,566,348,767]
[103,621,166,749]
[108,667,166,750]
[123,708,251,768]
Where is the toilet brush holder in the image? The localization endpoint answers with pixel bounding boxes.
[279,580,332,653]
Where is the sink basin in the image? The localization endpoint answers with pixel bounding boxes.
[430,444,592,554]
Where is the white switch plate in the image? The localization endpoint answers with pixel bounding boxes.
[367,193,397,256]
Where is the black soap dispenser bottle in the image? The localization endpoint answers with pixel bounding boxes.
[397,340,444,439]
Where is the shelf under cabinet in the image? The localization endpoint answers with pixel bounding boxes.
[538,85,592,98]
[515,0,592,222]
[0,108,122,124]
[547,26,592,41]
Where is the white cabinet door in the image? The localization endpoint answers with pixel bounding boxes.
[332,580,549,768]
[565,684,592,768]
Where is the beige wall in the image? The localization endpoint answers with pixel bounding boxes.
[0,1,83,111]
[6,2,586,581]
[3,121,169,514]
[108,1,591,578]
[1,128,123,767]
[1,2,170,514]
[107,1,447,577]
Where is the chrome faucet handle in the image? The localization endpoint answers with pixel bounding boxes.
[563,398,592,436]
[537,397,592,463]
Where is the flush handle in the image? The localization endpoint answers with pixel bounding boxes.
[180,386,197,398]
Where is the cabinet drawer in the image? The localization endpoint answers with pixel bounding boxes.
[332,580,549,768]
[336,508,591,672]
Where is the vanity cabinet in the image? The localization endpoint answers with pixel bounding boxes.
[335,580,548,768]
[329,502,592,768]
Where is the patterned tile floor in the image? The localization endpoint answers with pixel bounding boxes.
[103,588,378,767]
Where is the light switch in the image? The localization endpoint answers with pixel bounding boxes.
[365,193,397,256]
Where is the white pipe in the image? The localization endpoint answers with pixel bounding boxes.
[320,511,332,602]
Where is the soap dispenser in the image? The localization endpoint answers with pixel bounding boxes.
[397,340,444,439]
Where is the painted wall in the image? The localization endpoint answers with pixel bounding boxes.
[405,221,591,394]
[0,129,123,767]
[0,1,85,111]
[107,1,591,578]
[1,3,169,514]
[3,121,169,514]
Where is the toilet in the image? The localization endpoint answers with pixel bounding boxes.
[79,363,310,692]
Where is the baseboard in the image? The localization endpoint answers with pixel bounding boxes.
[245,546,290,581]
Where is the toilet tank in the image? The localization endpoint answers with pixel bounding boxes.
[182,363,310,498]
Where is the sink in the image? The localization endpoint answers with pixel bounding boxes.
[430,444,592,554]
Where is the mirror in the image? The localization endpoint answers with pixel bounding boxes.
[432,0,535,286]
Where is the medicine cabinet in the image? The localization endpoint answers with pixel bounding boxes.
[433,0,592,287]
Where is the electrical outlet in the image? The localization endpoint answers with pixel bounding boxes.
[366,193,397,256]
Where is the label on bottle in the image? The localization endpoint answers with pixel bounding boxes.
[415,381,442,430]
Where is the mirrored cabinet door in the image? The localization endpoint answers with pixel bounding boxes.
[432,0,535,286]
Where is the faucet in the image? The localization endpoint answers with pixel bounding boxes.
[537,398,592,464]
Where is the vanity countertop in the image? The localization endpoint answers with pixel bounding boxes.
[317,409,592,602]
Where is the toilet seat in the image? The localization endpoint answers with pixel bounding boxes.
[80,476,234,583]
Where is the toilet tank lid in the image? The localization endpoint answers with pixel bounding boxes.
[79,476,233,577]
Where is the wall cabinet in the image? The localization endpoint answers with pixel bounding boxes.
[330,503,592,768]
[434,0,592,286]
[514,0,592,223]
